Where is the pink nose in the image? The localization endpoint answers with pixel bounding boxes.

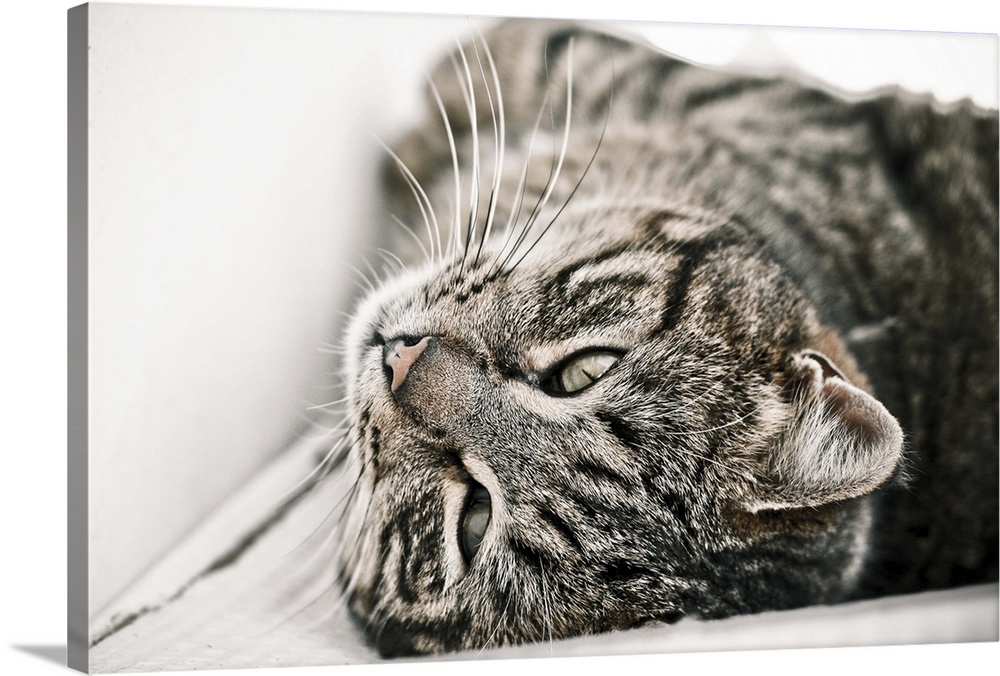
[383,337,432,392]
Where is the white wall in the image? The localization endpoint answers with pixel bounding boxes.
[87,3,490,616]
[86,2,997,618]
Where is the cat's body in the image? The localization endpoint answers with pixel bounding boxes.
[337,20,998,656]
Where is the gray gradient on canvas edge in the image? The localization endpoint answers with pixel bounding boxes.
[68,3,89,673]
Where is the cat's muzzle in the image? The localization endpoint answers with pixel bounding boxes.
[380,334,483,430]
[383,336,433,392]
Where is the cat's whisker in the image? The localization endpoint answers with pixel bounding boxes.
[538,558,554,653]
[661,407,758,438]
[667,380,725,416]
[301,418,351,438]
[471,34,505,264]
[316,338,342,351]
[300,579,357,629]
[427,77,464,263]
[316,341,350,356]
[260,504,372,643]
[376,248,406,276]
[254,470,365,637]
[516,41,574,261]
[379,138,440,265]
[296,416,350,436]
[343,262,378,295]
[507,35,616,273]
[324,308,360,325]
[494,97,563,274]
[251,575,349,639]
[275,427,353,505]
[314,373,352,400]
[390,214,432,265]
[476,590,513,654]
[271,450,363,567]
[361,256,388,290]
[346,529,397,644]
[287,491,355,571]
[304,396,349,411]
[285,404,335,435]
[304,359,351,388]
[486,92,551,279]
[450,44,481,265]
[336,469,377,585]
[505,114,604,274]
[501,35,577,274]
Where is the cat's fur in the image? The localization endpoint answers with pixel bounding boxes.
[336,19,998,656]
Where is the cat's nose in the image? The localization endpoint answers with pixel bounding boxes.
[383,336,433,392]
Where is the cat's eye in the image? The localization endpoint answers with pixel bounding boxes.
[548,350,622,394]
[460,484,491,563]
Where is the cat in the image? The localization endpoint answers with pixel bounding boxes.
[333,19,999,657]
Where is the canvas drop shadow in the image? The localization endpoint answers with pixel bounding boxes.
[13,644,66,667]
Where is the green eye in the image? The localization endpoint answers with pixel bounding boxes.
[460,484,491,563]
[553,350,622,394]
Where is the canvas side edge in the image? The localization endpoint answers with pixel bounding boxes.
[68,3,90,673]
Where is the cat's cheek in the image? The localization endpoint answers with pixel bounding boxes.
[345,344,389,409]
[503,380,592,424]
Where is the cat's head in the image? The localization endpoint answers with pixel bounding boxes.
[337,200,904,656]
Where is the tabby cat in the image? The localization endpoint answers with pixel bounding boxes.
[334,19,998,656]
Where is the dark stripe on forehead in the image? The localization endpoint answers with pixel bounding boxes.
[561,484,647,535]
[595,410,647,455]
[535,504,585,554]
[648,232,750,337]
[562,270,650,298]
[509,535,556,569]
[656,252,699,335]
[572,457,640,491]
[600,559,658,584]
[535,244,663,337]
[658,486,697,537]
[551,242,638,285]
[681,77,779,113]
[636,57,690,119]
[541,26,637,91]
[541,26,585,75]
[580,49,689,121]
[564,488,599,521]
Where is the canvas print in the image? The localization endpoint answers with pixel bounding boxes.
[68,2,999,672]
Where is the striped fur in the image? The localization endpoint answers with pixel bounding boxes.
[336,20,998,656]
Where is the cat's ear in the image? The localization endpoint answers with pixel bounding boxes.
[746,350,904,511]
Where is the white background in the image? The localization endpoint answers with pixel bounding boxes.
[84,4,491,620]
[1,1,998,676]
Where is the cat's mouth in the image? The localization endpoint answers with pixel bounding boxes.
[458,479,491,563]
[448,454,502,573]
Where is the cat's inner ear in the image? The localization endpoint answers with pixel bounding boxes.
[747,350,904,512]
